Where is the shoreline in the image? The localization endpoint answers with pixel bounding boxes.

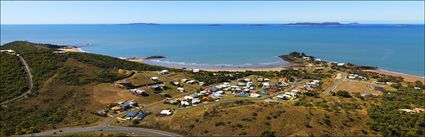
[57,47,85,52]
[364,69,424,83]
[64,47,424,82]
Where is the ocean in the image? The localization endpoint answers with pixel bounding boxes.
[1,24,424,77]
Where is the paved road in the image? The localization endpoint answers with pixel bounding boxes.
[22,125,182,137]
[324,72,347,94]
[1,54,33,106]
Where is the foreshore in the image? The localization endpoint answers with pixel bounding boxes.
[57,47,84,52]
[365,69,424,83]
[63,48,424,83]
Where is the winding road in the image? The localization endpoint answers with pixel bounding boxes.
[1,54,33,106]
[22,125,182,137]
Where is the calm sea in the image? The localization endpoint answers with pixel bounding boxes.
[1,24,424,77]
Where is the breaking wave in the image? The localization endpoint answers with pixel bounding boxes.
[144,58,289,69]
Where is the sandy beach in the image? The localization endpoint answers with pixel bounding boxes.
[107,55,425,82]
[128,58,292,72]
[365,69,424,82]
[127,58,145,63]
[57,47,84,52]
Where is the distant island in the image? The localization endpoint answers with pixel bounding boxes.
[284,22,357,26]
[124,23,159,25]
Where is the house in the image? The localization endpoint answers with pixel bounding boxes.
[96,110,108,116]
[308,80,320,85]
[134,112,147,120]
[199,82,205,86]
[127,100,138,107]
[238,82,247,86]
[280,81,290,87]
[115,79,133,89]
[257,78,264,82]
[315,58,322,62]
[184,96,194,100]
[130,89,145,95]
[216,90,224,94]
[250,93,261,98]
[260,90,269,95]
[246,82,254,87]
[119,103,131,110]
[150,77,160,81]
[160,110,173,116]
[285,92,297,97]
[290,89,299,93]
[192,98,201,104]
[212,93,223,97]
[276,94,292,100]
[235,93,248,97]
[180,101,190,106]
[158,92,171,97]
[192,69,200,73]
[210,87,219,92]
[315,67,325,71]
[268,87,278,93]
[264,78,271,82]
[264,99,280,104]
[170,81,180,86]
[414,87,422,90]
[244,78,251,82]
[176,98,186,102]
[337,63,345,66]
[302,56,311,60]
[361,93,373,97]
[374,86,384,91]
[181,79,188,83]
[177,87,185,92]
[187,80,196,84]
[159,70,169,74]
[111,106,123,111]
[166,99,179,105]
[0,49,16,55]
[348,74,358,79]
[262,82,271,88]
[150,84,165,90]
[126,112,138,120]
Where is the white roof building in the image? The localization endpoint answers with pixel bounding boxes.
[160,110,173,115]
[150,77,159,81]
[193,69,200,73]
[160,70,169,74]
[250,93,261,98]
[177,87,185,92]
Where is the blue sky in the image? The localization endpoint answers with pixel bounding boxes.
[1,1,424,24]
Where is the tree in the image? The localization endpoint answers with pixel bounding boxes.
[336,90,351,98]
[260,131,276,137]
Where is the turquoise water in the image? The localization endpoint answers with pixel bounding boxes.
[1,24,424,76]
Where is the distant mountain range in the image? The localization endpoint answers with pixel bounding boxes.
[284,22,358,26]
[121,22,360,26]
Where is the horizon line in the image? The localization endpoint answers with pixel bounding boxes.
[1,22,425,25]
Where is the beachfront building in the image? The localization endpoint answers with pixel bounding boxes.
[159,70,170,74]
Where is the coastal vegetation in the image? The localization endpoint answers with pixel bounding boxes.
[0,53,28,102]
[368,87,425,136]
[0,41,169,136]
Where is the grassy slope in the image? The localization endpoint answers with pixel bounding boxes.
[0,53,28,102]
[136,96,381,136]
[0,41,168,136]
